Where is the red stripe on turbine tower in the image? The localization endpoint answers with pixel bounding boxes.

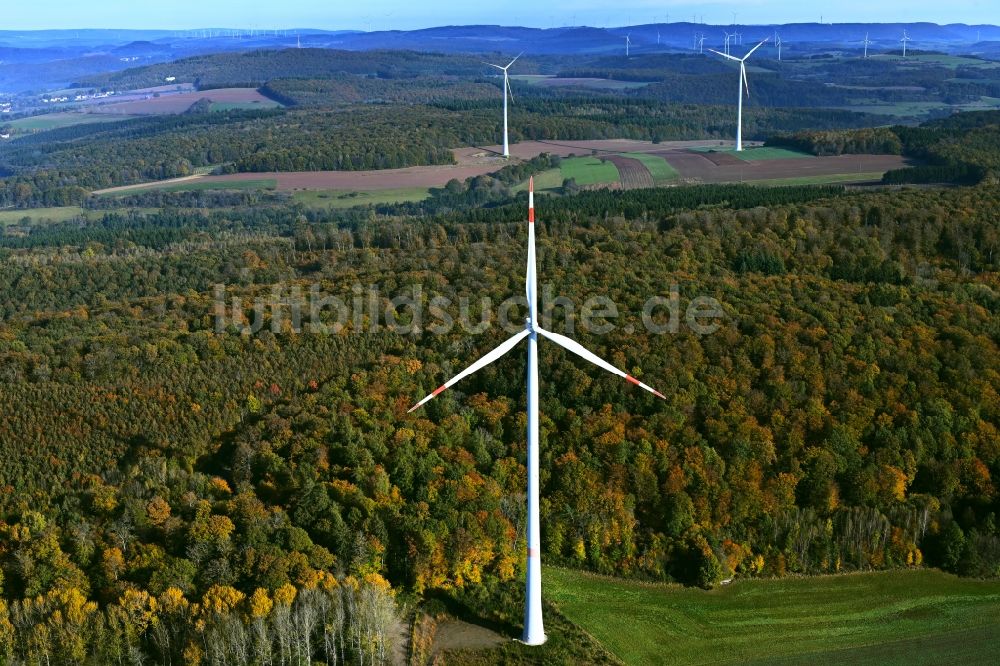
[528,176,535,223]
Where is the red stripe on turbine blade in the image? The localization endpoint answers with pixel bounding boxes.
[529,208,534,223]
[625,375,641,386]
[431,385,447,396]
[529,176,534,193]
[527,547,539,558]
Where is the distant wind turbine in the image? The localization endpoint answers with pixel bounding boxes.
[723,31,734,56]
[484,53,523,158]
[775,33,782,61]
[626,33,632,57]
[709,38,769,152]
[901,29,912,58]
[408,178,666,646]
[862,32,872,59]
[698,34,706,54]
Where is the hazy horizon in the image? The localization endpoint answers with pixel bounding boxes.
[4,1,999,32]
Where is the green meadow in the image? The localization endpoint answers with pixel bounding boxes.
[544,567,1000,666]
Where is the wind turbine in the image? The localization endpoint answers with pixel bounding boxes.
[723,31,733,56]
[862,32,872,59]
[698,34,706,54]
[625,33,632,57]
[484,53,522,158]
[709,38,769,152]
[901,29,911,58]
[775,33,782,61]
[408,179,666,646]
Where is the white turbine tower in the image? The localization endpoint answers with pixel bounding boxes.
[863,32,872,59]
[775,34,782,61]
[484,53,522,159]
[709,38,769,152]
[408,179,666,646]
[901,29,911,58]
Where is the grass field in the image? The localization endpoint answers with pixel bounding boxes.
[735,146,815,161]
[621,152,679,184]
[748,171,887,186]
[209,101,282,112]
[292,187,431,209]
[158,179,277,193]
[545,567,1000,666]
[6,112,140,132]
[560,156,620,186]
[0,206,89,225]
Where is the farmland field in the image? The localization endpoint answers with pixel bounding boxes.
[735,146,816,161]
[748,171,888,186]
[545,567,1000,666]
[560,156,620,186]
[657,151,911,184]
[603,155,653,189]
[622,152,680,183]
[291,187,431,208]
[88,88,282,115]
[4,112,141,132]
[0,206,90,225]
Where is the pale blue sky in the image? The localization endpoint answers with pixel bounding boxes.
[4,1,998,31]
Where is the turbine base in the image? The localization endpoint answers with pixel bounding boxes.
[517,633,548,647]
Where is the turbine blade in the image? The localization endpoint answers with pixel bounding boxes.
[742,63,750,97]
[527,177,536,322]
[506,51,524,69]
[535,327,666,399]
[506,75,515,104]
[708,48,740,62]
[741,38,769,60]
[407,330,530,413]
[483,62,505,70]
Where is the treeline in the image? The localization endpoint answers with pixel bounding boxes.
[0,106,501,200]
[439,97,888,144]
[383,180,849,220]
[261,76,499,107]
[765,127,903,156]
[78,48,489,90]
[767,110,1000,185]
[86,188,292,209]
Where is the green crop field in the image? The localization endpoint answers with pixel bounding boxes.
[735,146,815,161]
[209,101,282,112]
[5,112,141,132]
[292,187,431,209]
[748,172,887,186]
[560,156,620,186]
[545,567,1000,666]
[157,179,277,192]
[0,206,90,225]
[518,167,564,191]
[622,152,680,183]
